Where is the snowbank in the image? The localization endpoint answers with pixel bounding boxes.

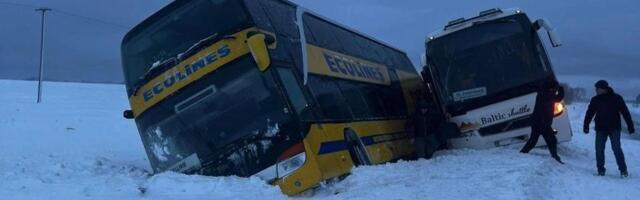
[0,80,285,200]
[1,80,639,200]
[309,103,640,200]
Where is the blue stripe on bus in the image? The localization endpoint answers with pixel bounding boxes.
[360,136,375,146]
[317,140,349,155]
[317,132,408,155]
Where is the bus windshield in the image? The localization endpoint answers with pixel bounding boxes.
[144,56,288,173]
[121,0,250,91]
[427,14,551,111]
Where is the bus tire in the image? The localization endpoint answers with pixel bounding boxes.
[344,129,371,166]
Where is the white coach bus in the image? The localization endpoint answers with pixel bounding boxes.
[422,8,572,149]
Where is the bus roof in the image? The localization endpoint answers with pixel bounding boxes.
[286,0,407,54]
[426,7,525,44]
[124,0,409,57]
[122,0,192,46]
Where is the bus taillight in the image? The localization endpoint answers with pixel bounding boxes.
[553,102,565,117]
[276,142,306,178]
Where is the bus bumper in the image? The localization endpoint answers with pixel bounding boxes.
[448,110,573,149]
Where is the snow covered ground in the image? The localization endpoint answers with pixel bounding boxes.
[1,80,639,200]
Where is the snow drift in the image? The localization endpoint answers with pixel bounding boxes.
[1,80,639,200]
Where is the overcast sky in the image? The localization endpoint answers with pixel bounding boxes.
[1,0,639,84]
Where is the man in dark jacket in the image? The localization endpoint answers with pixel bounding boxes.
[520,80,565,164]
[411,100,430,159]
[584,80,635,177]
[410,99,443,159]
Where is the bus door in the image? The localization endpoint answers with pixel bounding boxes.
[273,67,348,179]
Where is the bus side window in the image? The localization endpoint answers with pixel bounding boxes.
[333,27,364,60]
[386,70,408,117]
[307,75,353,120]
[360,83,390,118]
[276,68,312,120]
[256,0,297,38]
[336,80,374,119]
[303,14,344,53]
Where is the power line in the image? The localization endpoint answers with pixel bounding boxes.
[0,1,131,30]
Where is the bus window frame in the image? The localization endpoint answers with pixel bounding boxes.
[274,66,315,122]
[306,75,355,122]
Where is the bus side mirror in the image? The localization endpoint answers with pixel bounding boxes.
[247,33,272,71]
[534,19,562,48]
[123,110,134,119]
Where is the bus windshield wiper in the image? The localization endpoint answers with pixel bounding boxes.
[131,57,177,96]
[177,33,218,61]
[177,33,237,61]
[130,33,237,96]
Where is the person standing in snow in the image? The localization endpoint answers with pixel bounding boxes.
[520,80,565,164]
[584,80,635,177]
[410,99,431,159]
[635,93,640,107]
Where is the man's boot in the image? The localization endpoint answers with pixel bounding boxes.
[597,169,606,176]
[621,171,629,178]
[552,155,564,164]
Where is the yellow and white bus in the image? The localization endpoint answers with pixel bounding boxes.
[121,0,423,195]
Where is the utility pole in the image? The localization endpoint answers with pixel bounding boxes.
[35,7,51,103]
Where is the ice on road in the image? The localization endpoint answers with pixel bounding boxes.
[1,80,639,200]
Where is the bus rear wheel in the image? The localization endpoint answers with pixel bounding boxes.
[345,129,371,166]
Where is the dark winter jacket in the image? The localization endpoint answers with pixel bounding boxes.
[584,88,635,132]
[411,111,429,138]
[410,102,442,138]
[531,86,564,128]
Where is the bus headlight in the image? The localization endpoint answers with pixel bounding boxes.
[276,142,306,178]
[277,153,306,178]
[553,102,565,116]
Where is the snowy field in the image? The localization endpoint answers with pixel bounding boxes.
[1,80,639,200]
[558,75,640,100]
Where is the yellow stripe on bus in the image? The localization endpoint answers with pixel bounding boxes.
[277,119,414,195]
[306,44,391,85]
[129,28,260,117]
[396,70,424,114]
